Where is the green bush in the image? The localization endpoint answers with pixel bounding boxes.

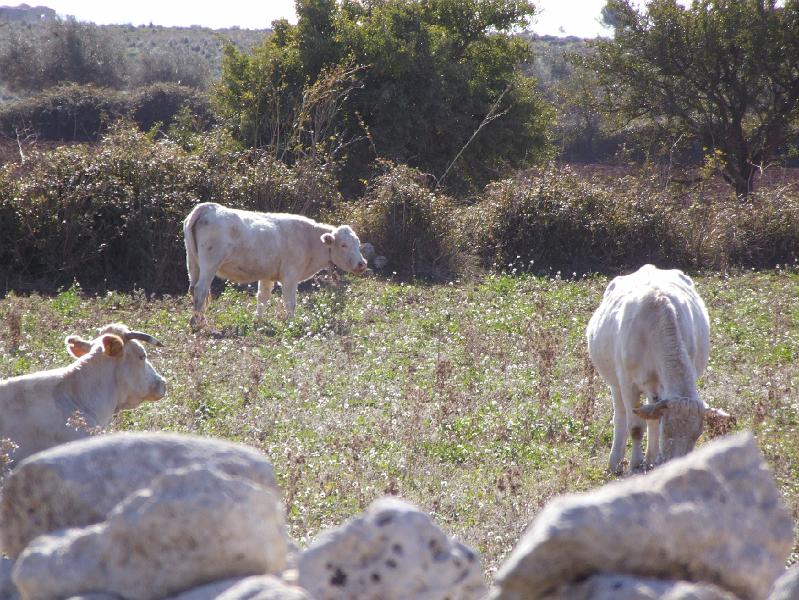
[465,166,692,275]
[340,163,464,278]
[0,124,341,294]
[722,194,799,269]
[131,83,215,133]
[0,84,127,141]
[0,83,214,141]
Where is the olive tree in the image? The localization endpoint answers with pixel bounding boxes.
[585,0,799,196]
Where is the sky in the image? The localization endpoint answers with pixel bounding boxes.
[34,0,613,38]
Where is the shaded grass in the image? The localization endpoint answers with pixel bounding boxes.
[1,269,797,576]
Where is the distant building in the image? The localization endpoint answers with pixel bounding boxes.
[0,4,56,23]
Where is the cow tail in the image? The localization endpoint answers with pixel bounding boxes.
[183,203,210,259]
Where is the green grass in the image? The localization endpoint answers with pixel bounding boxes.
[1,269,797,576]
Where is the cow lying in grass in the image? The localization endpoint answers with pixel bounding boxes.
[183,202,367,327]
[586,264,731,473]
[0,324,165,467]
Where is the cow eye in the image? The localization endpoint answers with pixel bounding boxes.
[341,242,348,248]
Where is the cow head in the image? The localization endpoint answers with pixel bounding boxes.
[321,225,367,274]
[66,323,166,412]
[633,398,732,463]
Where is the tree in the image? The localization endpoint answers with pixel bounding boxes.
[585,0,799,196]
[214,0,553,194]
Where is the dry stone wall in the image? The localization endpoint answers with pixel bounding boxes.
[0,431,795,600]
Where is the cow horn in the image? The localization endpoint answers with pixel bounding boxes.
[124,331,163,347]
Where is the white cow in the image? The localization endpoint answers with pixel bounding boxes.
[0,324,166,466]
[183,202,368,327]
[586,264,729,473]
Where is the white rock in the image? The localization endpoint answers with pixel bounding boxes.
[12,466,288,600]
[768,566,799,600]
[1,432,278,558]
[0,557,19,600]
[165,575,312,599]
[541,573,741,599]
[298,496,487,600]
[493,433,793,600]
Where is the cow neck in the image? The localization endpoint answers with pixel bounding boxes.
[59,354,120,427]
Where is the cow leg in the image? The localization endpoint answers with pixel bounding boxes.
[186,250,200,296]
[190,270,215,328]
[256,280,274,318]
[645,399,661,466]
[608,383,628,474]
[281,280,298,319]
[625,388,646,472]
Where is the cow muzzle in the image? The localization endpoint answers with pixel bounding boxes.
[149,378,167,400]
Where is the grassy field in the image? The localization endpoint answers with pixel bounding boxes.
[1,268,797,579]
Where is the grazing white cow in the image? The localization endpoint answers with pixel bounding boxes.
[183,202,368,327]
[0,324,166,466]
[586,264,729,473]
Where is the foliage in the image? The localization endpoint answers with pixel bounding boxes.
[0,124,340,293]
[127,47,211,89]
[214,0,553,195]
[340,163,464,278]
[0,18,127,93]
[465,166,690,274]
[583,0,799,196]
[0,84,128,141]
[0,83,213,142]
[1,270,797,574]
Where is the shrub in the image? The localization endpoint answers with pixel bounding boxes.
[340,163,465,279]
[465,166,691,275]
[0,83,214,142]
[131,83,215,133]
[0,84,128,141]
[722,193,799,269]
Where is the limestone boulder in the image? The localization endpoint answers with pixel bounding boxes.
[165,575,312,599]
[540,573,741,599]
[298,496,487,600]
[768,566,799,600]
[12,466,287,600]
[0,557,19,600]
[1,432,278,558]
[493,433,793,600]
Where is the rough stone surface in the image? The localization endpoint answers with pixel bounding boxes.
[12,466,287,600]
[297,496,487,600]
[540,573,741,599]
[493,433,793,600]
[166,575,312,599]
[768,566,799,600]
[0,557,19,600]
[1,431,278,558]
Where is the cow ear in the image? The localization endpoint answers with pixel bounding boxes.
[101,334,125,358]
[66,336,92,358]
[633,399,669,420]
[321,232,335,246]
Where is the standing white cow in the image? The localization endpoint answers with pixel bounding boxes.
[0,324,166,466]
[183,202,367,327]
[586,264,729,473]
